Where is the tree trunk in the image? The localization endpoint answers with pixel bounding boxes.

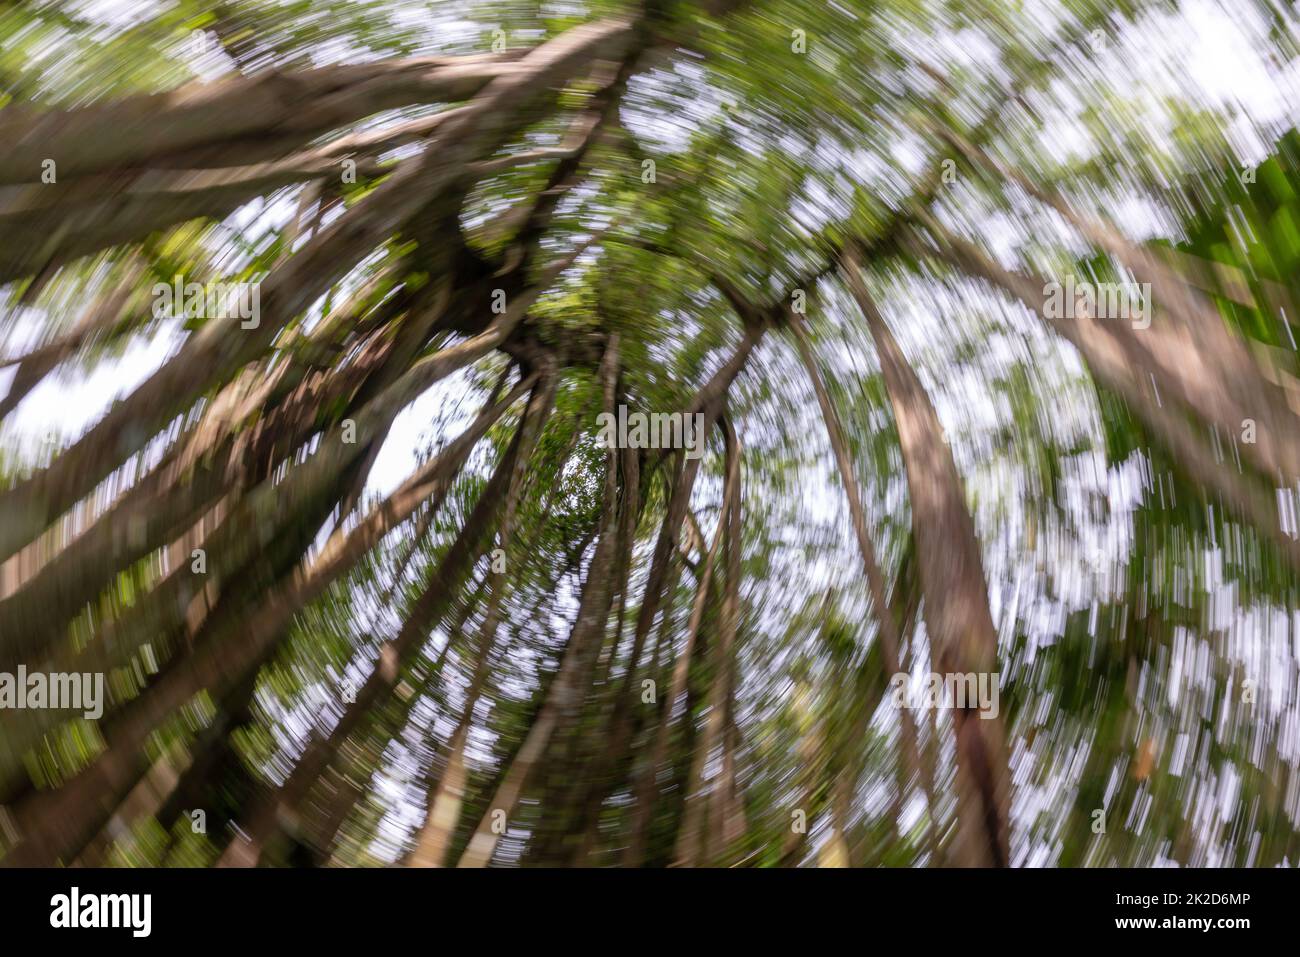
[452,338,624,868]
[404,369,546,868]
[842,246,1012,868]
[673,416,741,866]
[941,129,1300,484]
[0,19,629,566]
[787,308,926,840]
[625,421,732,866]
[216,364,556,866]
[927,222,1300,575]
[0,374,535,865]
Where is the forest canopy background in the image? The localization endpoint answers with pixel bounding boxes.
[0,0,1298,869]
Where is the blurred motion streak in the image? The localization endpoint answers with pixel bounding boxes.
[0,0,1297,868]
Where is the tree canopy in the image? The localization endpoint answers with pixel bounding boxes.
[0,0,1298,868]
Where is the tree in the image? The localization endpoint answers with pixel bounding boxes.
[1,0,1297,869]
